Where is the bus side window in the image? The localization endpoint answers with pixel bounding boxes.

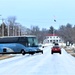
[18,37,25,42]
[18,37,28,46]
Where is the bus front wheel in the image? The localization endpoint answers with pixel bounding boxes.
[21,50,25,55]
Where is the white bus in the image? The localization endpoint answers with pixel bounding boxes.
[0,35,43,55]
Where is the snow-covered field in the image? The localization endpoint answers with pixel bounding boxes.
[0,46,75,75]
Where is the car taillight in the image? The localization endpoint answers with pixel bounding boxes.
[52,48,55,50]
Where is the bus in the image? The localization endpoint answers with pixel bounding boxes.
[0,35,43,55]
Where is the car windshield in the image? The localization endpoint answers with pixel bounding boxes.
[53,46,60,48]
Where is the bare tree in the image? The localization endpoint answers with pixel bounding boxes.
[25,28,31,35]
[57,23,74,43]
[29,26,41,43]
[29,26,48,43]
[0,22,8,36]
[7,16,16,36]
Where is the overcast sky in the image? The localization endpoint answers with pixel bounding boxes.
[0,0,75,29]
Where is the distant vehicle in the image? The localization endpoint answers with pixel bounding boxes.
[0,35,43,55]
[54,43,59,46]
[38,44,44,50]
[51,46,61,54]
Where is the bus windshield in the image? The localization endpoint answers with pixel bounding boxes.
[27,37,38,47]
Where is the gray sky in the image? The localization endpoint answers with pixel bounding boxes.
[0,0,75,29]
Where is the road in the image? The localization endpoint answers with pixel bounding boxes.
[0,46,75,75]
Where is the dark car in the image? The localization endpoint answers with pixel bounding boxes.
[54,43,59,46]
[51,46,61,54]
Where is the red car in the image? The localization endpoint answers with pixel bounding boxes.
[51,46,61,54]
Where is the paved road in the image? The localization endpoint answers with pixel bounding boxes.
[0,46,75,75]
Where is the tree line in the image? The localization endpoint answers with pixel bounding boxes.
[26,23,75,43]
[57,23,75,43]
[0,16,75,43]
[0,16,27,36]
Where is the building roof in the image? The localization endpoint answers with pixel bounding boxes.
[46,34,58,36]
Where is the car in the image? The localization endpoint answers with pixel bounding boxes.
[54,43,59,46]
[38,44,44,49]
[51,46,61,54]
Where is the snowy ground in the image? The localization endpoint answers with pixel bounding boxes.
[0,46,75,75]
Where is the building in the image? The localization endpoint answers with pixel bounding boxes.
[43,34,64,44]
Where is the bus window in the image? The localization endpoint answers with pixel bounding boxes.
[0,37,18,43]
[18,37,28,46]
[18,37,25,42]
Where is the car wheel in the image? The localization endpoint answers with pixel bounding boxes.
[41,51,43,54]
[51,51,53,54]
[59,51,61,54]
[21,50,25,55]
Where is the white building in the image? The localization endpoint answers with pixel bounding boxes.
[43,34,64,44]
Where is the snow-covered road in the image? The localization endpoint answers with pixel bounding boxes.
[0,46,75,75]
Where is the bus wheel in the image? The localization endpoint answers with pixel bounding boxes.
[21,50,25,55]
[41,51,43,54]
[31,53,34,55]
